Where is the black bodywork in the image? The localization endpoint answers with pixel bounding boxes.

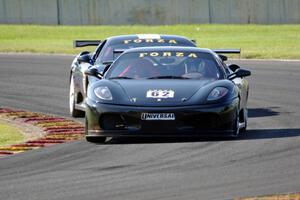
[84,47,250,142]
[69,34,196,117]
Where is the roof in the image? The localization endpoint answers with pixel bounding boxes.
[107,34,190,41]
[106,34,196,46]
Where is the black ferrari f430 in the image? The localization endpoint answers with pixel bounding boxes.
[83,46,251,143]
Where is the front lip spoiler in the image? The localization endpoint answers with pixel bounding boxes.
[86,129,237,138]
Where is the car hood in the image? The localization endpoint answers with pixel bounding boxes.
[112,79,214,106]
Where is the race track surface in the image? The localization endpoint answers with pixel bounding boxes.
[0,54,300,200]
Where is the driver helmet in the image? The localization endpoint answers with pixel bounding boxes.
[130,58,158,78]
[185,58,206,74]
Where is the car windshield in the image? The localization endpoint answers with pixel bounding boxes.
[101,39,194,62]
[106,51,222,80]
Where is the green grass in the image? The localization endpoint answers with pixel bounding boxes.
[0,24,299,59]
[0,122,24,146]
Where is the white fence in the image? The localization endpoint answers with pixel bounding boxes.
[0,0,299,25]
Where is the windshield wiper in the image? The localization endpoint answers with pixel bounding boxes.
[148,76,189,79]
[109,76,133,79]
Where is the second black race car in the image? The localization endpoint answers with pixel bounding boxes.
[69,34,196,117]
[84,46,251,143]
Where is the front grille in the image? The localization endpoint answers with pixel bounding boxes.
[99,114,125,130]
[179,113,221,130]
[98,110,235,132]
[99,113,141,130]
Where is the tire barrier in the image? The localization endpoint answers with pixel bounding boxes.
[0,108,84,157]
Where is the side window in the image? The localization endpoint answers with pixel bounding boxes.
[223,63,231,75]
[217,57,230,74]
[92,40,107,61]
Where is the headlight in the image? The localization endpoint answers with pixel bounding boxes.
[207,87,228,101]
[94,86,112,100]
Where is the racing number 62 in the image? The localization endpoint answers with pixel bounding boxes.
[147,90,175,98]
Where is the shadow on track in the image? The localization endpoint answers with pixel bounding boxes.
[105,137,208,145]
[96,128,300,145]
[248,107,281,118]
[239,128,300,140]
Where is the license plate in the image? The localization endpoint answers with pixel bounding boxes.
[141,113,175,120]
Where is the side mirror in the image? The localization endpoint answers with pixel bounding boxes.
[228,64,240,72]
[84,68,103,79]
[236,68,251,77]
[219,54,228,61]
[228,68,251,80]
[78,54,92,64]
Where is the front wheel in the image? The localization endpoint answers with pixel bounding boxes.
[86,136,106,143]
[240,108,248,133]
[230,108,240,139]
[85,116,106,143]
[69,74,84,117]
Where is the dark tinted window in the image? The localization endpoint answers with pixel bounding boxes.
[106,51,223,80]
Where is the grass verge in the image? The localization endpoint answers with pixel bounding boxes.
[0,121,24,146]
[0,24,299,59]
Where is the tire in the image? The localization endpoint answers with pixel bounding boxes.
[69,74,85,117]
[240,108,248,133]
[85,116,106,143]
[86,136,106,143]
[230,108,240,139]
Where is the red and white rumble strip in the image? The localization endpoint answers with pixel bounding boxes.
[0,108,84,157]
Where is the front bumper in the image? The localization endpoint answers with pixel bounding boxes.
[85,98,239,138]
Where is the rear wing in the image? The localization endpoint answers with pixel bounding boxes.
[113,49,240,54]
[191,39,196,44]
[212,49,241,54]
[113,49,127,59]
[212,49,241,60]
[113,49,127,54]
[114,48,241,55]
[113,48,241,54]
[73,40,101,48]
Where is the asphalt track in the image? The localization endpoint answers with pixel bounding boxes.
[0,54,300,200]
